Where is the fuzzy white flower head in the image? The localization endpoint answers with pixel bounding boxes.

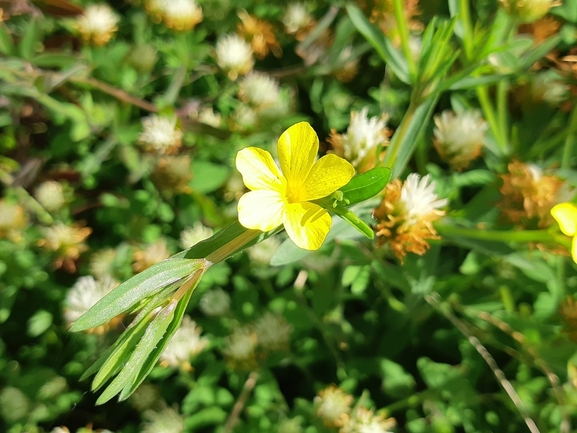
[89,248,117,279]
[215,34,255,80]
[399,174,448,225]
[222,326,257,362]
[342,107,388,167]
[531,72,569,106]
[247,236,281,266]
[142,406,184,433]
[254,312,292,351]
[238,72,281,110]
[314,385,354,427]
[433,110,488,170]
[340,407,396,433]
[139,115,183,154]
[64,275,118,326]
[160,316,209,369]
[34,181,66,213]
[149,0,203,31]
[199,288,231,317]
[283,3,313,34]
[179,222,213,249]
[133,239,171,272]
[76,4,119,46]
[196,107,222,128]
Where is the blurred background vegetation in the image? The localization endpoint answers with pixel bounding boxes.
[1,0,577,432]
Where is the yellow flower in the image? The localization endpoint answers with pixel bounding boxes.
[236,122,355,250]
[551,202,577,262]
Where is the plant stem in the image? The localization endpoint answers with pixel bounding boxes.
[562,104,577,170]
[436,222,553,243]
[477,86,506,154]
[393,0,417,81]
[426,293,541,433]
[206,229,262,264]
[223,371,259,433]
[458,0,474,60]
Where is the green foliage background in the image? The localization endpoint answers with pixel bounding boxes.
[1,0,577,432]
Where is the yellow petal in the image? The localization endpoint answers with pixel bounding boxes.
[284,202,331,250]
[277,122,318,187]
[238,190,285,231]
[551,202,577,236]
[302,154,355,201]
[236,147,285,191]
[572,236,577,264]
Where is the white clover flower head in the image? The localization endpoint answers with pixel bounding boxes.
[215,34,255,80]
[195,106,222,128]
[231,105,259,130]
[139,115,183,154]
[64,275,118,325]
[499,0,553,23]
[238,72,281,109]
[399,174,448,225]
[89,248,117,279]
[76,4,119,46]
[160,316,209,369]
[283,3,313,34]
[142,406,184,433]
[222,326,257,363]
[342,107,388,167]
[133,239,171,272]
[150,0,203,31]
[278,417,303,433]
[34,180,66,212]
[340,407,396,433]
[179,222,213,249]
[0,200,26,234]
[314,385,354,427]
[433,109,488,169]
[531,72,569,106]
[247,236,281,266]
[199,288,231,317]
[254,312,292,351]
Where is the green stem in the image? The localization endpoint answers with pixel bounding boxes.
[436,223,553,243]
[206,229,262,264]
[477,86,506,154]
[496,80,509,149]
[393,0,417,81]
[562,104,577,170]
[458,0,474,60]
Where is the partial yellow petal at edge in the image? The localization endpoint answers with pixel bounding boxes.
[238,190,285,232]
[277,122,318,187]
[284,201,331,250]
[302,154,355,201]
[572,236,577,264]
[551,202,577,236]
[236,147,285,191]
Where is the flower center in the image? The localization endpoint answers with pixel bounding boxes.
[285,183,306,204]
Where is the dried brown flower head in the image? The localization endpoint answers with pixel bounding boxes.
[374,174,447,261]
[499,161,574,228]
[38,223,92,272]
[237,10,281,59]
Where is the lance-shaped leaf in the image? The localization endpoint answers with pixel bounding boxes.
[70,258,208,332]
[96,300,178,405]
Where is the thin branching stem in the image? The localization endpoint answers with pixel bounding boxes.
[426,293,541,433]
[223,371,260,433]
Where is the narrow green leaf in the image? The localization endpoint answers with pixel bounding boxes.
[118,285,196,401]
[517,35,561,70]
[70,258,207,332]
[340,167,391,205]
[0,23,13,56]
[346,3,410,84]
[91,315,150,390]
[18,17,43,60]
[96,301,177,405]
